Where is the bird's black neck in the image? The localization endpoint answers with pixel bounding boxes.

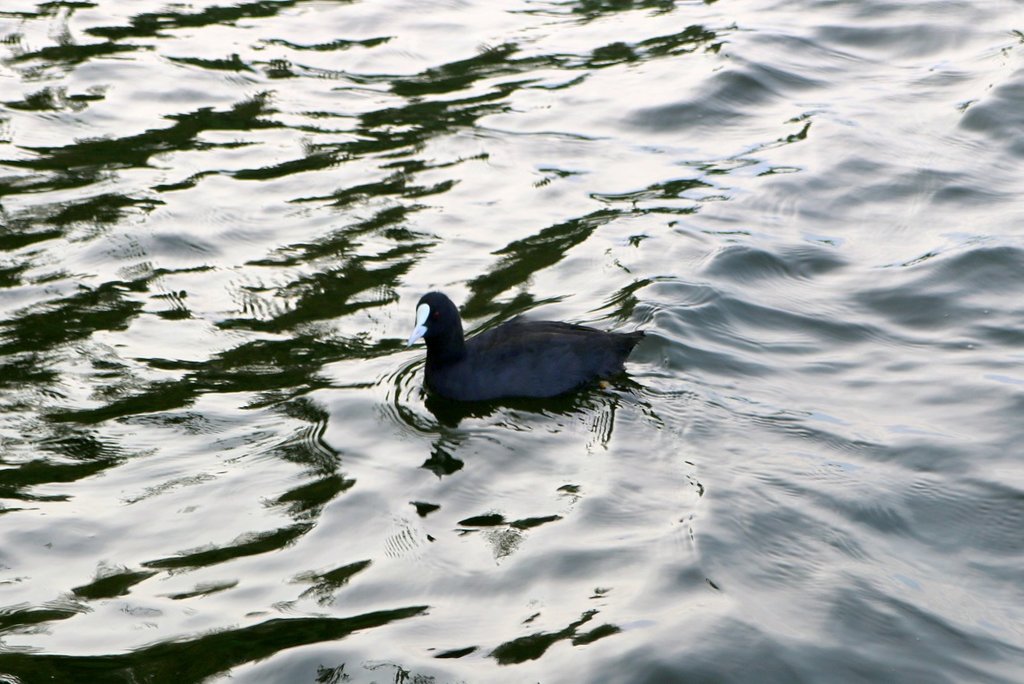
[425,324,466,367]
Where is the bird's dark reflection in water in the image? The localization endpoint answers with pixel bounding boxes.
[387,354,648,479]
[415,381,646,481]
[422,381,627,429]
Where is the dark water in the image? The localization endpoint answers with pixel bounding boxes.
[1,0,1023,682]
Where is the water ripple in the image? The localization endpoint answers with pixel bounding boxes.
[2,0,1023,681]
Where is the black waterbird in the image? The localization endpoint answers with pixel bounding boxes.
[407,292,644,401]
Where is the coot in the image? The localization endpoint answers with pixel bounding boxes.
[406,292,644,401]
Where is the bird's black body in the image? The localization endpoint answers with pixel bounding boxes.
[409,292,643,402]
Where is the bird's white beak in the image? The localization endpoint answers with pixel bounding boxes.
[407,325,427,347]
[407,303,430,347]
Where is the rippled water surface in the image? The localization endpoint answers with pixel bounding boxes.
[2,0,1023,682]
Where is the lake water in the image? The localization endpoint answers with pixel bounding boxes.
[1,0,1023,682]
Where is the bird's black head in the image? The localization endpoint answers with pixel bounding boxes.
[407,292,464,355]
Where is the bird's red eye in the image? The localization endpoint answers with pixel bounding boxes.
[432,311,440,319]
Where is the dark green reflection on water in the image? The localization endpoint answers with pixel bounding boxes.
[1,281,145,357]
[0,426,125,502]
[0,606,427,684]
[8,94,277,174]
[4,85,105,113]
[387,25,717,98]
[568,0,678,21]
[295,559,372,605]
[0,604,81,633]
[490,609,620,665]
[276,474,355,517]
[49,332,369,424]
[85,0,300,42]
[72,569,158,601]
[143,522,314,570]
[464,209,620,317]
